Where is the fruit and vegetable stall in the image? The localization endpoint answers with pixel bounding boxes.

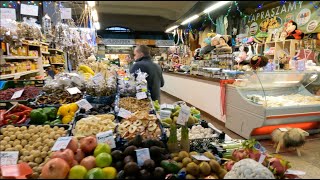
[0,66,304,179]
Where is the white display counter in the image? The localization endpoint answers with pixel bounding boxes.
[161,72,224,122]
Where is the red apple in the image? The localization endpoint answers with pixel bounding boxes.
[79,136,97,154]
[67,137,78,153]
[74,148,86,163]
[50,149,74,167]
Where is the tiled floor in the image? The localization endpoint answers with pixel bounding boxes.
[160,91,320,179]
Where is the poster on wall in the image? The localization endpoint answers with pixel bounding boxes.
[246,1,320,35]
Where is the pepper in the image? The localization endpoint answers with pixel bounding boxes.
[16,115,27,124]
[18,104,33,111]
[4,114,20,121]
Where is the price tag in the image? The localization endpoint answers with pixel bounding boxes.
[60,8,72,19]
[166,104,174,110]
[67,87,81,95]
[118,108,132,119]
[258,154,266,164]
[51,137,72,151]
[191,155,210,161]
[96,130,116,148]
[0,8,16,20]
[11,89,24,99]
[279,128,288,132]
[136,92,147,100]
[92,73,104,84]
[76,99,93,111]
[160,104,167,110]
[160,110,172,120]
[0,151,19,166]
[135,148,151,167]
[20,4,39,16]
[285,169,306,176]
[176,105,190,126]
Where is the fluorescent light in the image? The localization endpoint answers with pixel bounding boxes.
[203,1,231,13]
[87,1,95,7]
[181,15,199,25]
[165,25,178,33]
[94,22,100,30]
[106,45,134,47]
[92,9,98,21]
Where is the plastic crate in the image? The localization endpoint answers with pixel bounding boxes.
[85,93,116,105]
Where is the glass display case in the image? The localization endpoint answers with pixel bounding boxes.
[225,71,320,139]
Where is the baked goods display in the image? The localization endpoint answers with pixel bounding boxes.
[247,94,320,107]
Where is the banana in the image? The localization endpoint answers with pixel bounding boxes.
[78,65,95,75]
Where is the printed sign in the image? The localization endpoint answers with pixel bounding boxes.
[51,137,72,151]
[61,8,72,19]
[67,87,81,95]
[176,105,190,126]
[135,148,151,167]
[76,99,93,111]
[155,40,175,47]
[136,92,147,100]
[20,4,39,16]
[11,89,24,99]
[160,110,172,120]
[192,155,210,161]
[96,130,116,148]
[118,108,132,119]
[103,39,135,45]
[92,73,104,84]
[0,151,19,166]
[0,8,16,20]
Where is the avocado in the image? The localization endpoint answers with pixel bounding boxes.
[124,145,137,157]
[153,167,165,179]
[114,161,124,172]
[128,135,143,147]
[142,159,155,172]
[124,162,140,176]
[124,156,135,164]
[139,169,151,179]
[111,150,124,161]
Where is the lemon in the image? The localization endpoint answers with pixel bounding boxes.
[69,112,75,118]
[59,104,70,116]
[69,103,79,113]
[62,115,73,124]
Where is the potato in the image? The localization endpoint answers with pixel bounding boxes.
[0,128,5,134]
[32,135,39,140]
[28,155,35,162]
[48,141,55,147]
[36,138,42,142]
[6,148,14,151]
[0,140,7,145]
[5,144,12,149]
[2,131,9,136]
[10,135,16,141]
[23,156,29,162]
[0,145,5,151]
[13,140,20,146]
[34,142,42,148]
[21,139,28,146]
[3,137,10,142]
[8,141,14,146]
[0,135,4,140]
[20,126,27,131]
[42,146,49,152]
[28,162,37,168]
[15,145,23,151]
[16,133,24,140]
[54,134,60,140]
[8,128,15,132]
[24,134,31,139]
[23,151,30,156]
[31,150,41,157]
[29,125,36,129]
[53,126,59,130]
[8,132,14,136]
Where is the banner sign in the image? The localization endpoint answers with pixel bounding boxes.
[0,8,16,20]
[245,1,320,35]
[103,39,135,45]
[155,40,175,47]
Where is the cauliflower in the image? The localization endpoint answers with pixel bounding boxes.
[224,159,275,179]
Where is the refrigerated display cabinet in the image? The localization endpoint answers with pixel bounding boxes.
[225,71,320,139]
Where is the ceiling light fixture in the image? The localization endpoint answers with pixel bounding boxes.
[87,1,95,7]
[165,25,179,33]
[181,15,199,25]
[94,22,100,30]
[203,1,231,13]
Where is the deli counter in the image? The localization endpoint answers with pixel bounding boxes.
[225,71,320,139]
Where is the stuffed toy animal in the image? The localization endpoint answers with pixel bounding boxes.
[215,35,232,53]
[283,20,305,40]
[249,55,268,70]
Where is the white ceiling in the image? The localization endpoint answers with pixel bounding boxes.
[96,1,198,21]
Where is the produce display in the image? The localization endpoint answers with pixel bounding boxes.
[0,125,68,179]
[119,97,151,113]
[117,111,161,140]
[73,114,116,138]
[34,89,83,105]
[39,137,117,179]
[84,104,113,115]
[30,107,58,125]
[166,125,218,141]
[56,103,78,124]
[160,105,200,127]
[247,94,320,107]
[86,75,117,97]
[0,86,41,101]
[0,104,32,126]
[118,75,136,96]
[42,73,86,93]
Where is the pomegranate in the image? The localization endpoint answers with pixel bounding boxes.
[40,158,70,179]
[74,148,86,163]
[51,149,74,166]
[67,137,79,153]
[71,159,78,167]
[80,156,96,170]
[79,136,97,154]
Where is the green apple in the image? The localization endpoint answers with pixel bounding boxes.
[94,144,111,157]
[85,168,107,179]
[68,165,87,179]
[96,153,112,168]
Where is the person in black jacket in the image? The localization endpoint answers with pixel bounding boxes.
[130,45,164,101]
